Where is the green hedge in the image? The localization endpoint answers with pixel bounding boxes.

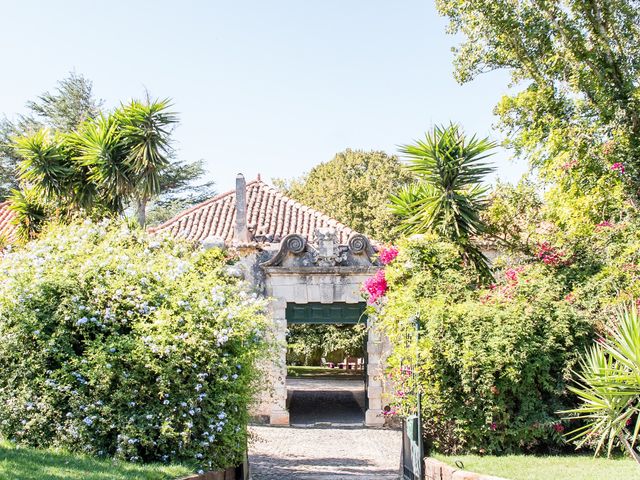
[377,235,593,454]
[0,220,269,472]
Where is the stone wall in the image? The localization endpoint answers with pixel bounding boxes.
[424,458,508,480]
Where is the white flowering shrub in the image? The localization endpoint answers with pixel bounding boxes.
[0,220,269,471]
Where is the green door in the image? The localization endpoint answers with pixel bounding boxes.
[285,302,366,325]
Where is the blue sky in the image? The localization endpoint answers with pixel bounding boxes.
[1,0,527,192]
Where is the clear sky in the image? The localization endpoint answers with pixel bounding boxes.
[1,0,527,192]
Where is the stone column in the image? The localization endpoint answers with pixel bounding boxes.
[365,314,386,427]
[269,298,290,425]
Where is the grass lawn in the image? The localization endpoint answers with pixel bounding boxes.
[0,440,193,480]
[433,453,640,480]
[287,365,364,378]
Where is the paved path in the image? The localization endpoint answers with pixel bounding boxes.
[287,378,365,426]
[249,378,401,479]
[248,426,402,479]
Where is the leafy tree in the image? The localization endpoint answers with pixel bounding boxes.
[276,149,412,242]
[390,124,496,280]
[482,178,545,255]
[146,159,216,226]
[436,0,640,210]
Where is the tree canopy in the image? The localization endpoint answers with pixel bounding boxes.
[276,149,412,242]
[436,0,640,219]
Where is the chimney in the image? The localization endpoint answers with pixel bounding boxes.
[235,173,250,243]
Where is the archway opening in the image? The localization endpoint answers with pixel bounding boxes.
[285,302,368,426]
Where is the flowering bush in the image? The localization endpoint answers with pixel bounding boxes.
[362,269,388,304]
[378,245,399,265]
[376,235,593,454]
[0,220,269,472]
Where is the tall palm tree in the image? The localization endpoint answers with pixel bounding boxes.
[390,123,496,280]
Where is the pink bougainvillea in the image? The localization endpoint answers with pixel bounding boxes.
[378,245,399,265]
[611,162,625,174]
[362,269,388,304]
[536,241,569,267]
[561,159,578,171]
[552,423,565,433]
[596,220,614,229]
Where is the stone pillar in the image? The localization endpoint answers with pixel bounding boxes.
[269,298,290,425]
[365,314,386,426]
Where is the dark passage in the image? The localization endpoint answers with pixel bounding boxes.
[287,378,365,426]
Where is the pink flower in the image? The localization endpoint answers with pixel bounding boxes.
[553,423,565,433]
[362,269,388,304]
[596,220,613,229]
[396,390,406,398]
[611,162,625,174]
[378,246,399,265]
[561,159,578,171]
[536,242,568,267]
[565,293,575,304]
[489,422,497,431]
[505,268,519,283]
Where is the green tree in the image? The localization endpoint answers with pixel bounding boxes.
[390,124,496,279]
[146,159,216,226]
[436,0,640,210]
[276,149,412,242]
[11,98,178,234]
[0,73,101,200]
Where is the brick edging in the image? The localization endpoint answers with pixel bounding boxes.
[424,458,509,480]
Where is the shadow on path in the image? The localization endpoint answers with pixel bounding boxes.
[288,378,365,425]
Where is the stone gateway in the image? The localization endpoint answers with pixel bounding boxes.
[151,174,392,426]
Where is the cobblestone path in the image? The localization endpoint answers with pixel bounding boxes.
[248,425,402,479]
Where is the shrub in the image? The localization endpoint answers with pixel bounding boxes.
[376,235,594,454]
[0,220,269,471]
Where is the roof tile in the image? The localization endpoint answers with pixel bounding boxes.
[150,178,358,244]
[0,201,18,243]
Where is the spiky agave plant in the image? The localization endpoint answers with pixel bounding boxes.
[561,304,640,465]
[390,123,496,281]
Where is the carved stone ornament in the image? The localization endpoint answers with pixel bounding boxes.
[260,234,307,267]
[260,229,377,268]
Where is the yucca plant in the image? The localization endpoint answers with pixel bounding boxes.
[561,303,640,466]
[12,98,177,233]
[390,123,496,280]
[7,187,49,243]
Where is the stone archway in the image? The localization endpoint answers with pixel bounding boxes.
[258,229,388,427]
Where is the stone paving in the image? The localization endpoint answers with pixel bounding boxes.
[248,378,401,479]
[248,425,401,479]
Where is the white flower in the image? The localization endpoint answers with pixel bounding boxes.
[83,417,93,426]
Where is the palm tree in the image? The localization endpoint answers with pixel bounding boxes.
[115,98,177,226]
[13,98,177,228]
[8,187,49,242]
[390,123,496,280]
[561,304,640,466]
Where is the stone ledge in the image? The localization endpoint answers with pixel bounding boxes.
[424,458,508,480]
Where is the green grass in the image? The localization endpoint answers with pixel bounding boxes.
[433,453,640,480]
[0,440,193,480]
[287,365,364,378]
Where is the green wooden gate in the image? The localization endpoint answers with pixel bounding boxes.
[285,302,366,325]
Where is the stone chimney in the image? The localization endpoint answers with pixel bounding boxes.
[234,173,250,243]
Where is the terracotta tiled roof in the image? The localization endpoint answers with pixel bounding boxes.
[0,201,18,243]
[150,178,359,244]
